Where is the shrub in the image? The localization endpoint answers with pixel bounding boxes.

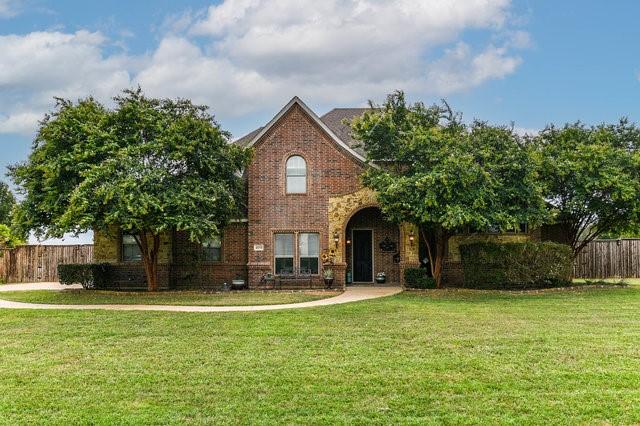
[58,263,111,289]
[404,268,437,289]
[459,241,573,290]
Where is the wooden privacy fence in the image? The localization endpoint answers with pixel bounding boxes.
[0,245,93,283]
[573,239,640,279]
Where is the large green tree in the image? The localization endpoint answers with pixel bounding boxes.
[10,89,251,291]
[351,92,547,287]
[532,120,640,255]
[0,182,16,226]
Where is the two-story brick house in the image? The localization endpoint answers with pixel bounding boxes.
[94,96,536,289]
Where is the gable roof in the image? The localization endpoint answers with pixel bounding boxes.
[233,97,368,163]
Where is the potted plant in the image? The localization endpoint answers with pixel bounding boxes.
[323,268,334,289]
[375,272,386,284]
[231,275,246,290]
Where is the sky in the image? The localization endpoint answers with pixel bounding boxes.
[1,0,639,243]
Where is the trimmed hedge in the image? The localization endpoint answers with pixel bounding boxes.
[460,241,573,290]
[58,263,112,289]
[404,268,437,289]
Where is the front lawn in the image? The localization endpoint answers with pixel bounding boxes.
[0,289,341,306]
[0,287,639,424]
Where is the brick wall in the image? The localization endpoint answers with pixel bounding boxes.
[171,223,248,290]
[246,104,365,288]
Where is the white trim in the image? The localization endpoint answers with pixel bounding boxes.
[350,228,374,283]
[244,96,367,164]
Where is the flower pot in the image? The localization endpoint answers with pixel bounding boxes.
[375,277,386,284]
[231,279,246,289]
[324,278,334,289]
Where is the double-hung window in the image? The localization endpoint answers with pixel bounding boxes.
[122,234,142,262]
[202,238,222,261]
[298,233,319,274]
[274,233,294,274]
[286,156,306,193]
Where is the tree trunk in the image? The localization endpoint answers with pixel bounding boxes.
[134,231,160,292]
[433,228,449,288]
[420,226,449,289]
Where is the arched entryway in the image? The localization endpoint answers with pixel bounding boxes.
[344,207,400,284]
[327,188,420,287]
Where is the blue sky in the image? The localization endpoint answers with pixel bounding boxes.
[1,0,639,243]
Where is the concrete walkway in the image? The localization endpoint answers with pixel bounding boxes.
[0,283,402,312]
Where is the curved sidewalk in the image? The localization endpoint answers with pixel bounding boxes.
[0,284,402,312]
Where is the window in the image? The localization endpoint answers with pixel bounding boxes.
[273,232,320,275]
[274,233,294,274]
[298,233,319,274]
[286,155,306,193]
[122,234,142,262]
[202,238,222,261]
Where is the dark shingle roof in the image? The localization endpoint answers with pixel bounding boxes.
[233,106,371,157]
[234,126,263,147]
[319,108,370,157]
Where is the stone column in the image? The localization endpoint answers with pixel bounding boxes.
[399,222,420,287]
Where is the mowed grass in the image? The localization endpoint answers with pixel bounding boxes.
[0,289,340,306]
[0,287,639,424]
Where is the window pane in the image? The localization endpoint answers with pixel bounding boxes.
[287,176,306,193]
[299,233,319,256]
[286,156,306,176]
[122,234,142,262]
[300,257,319,274]
[202,238,222,261]
[274,234,294,256]
[275,257,293,274]
[122,234,137,245]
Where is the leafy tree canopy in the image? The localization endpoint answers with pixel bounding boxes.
[0,181,16,226]
[0,224,24,249]
[10,88,252,290]
[532,120,640,254]
[351,91,547,286]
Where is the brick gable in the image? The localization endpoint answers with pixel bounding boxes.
[246,103,365,286]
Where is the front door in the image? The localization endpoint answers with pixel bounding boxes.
[353,230,373,282]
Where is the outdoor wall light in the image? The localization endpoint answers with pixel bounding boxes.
[408,230,415,246]
[346,238,351,245]
[333,232,340,248]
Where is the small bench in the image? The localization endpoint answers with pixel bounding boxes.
[276,267,313,289]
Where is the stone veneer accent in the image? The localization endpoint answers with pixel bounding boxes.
[328,187,419,287]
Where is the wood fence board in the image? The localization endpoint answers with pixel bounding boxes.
[0,245,93,283]
[573,239,640,278]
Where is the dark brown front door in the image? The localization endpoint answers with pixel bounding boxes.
[353,230,373,282]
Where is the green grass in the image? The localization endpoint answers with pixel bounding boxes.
[573,277,640,286]
[1,287,639,424]
[0,289,340,306]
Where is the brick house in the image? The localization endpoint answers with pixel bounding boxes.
[94,97,537,289]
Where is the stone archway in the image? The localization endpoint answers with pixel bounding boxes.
[328,188,420,286]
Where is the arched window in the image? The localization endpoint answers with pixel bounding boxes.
[286,155,307,193]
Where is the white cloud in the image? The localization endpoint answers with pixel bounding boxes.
[0,0,20,18]
[192,0,513,79]
[425,42,522,94]
[0,30,132,135]
[135,37,277,117]
[0,112,42,134]
[0,0,529,136]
